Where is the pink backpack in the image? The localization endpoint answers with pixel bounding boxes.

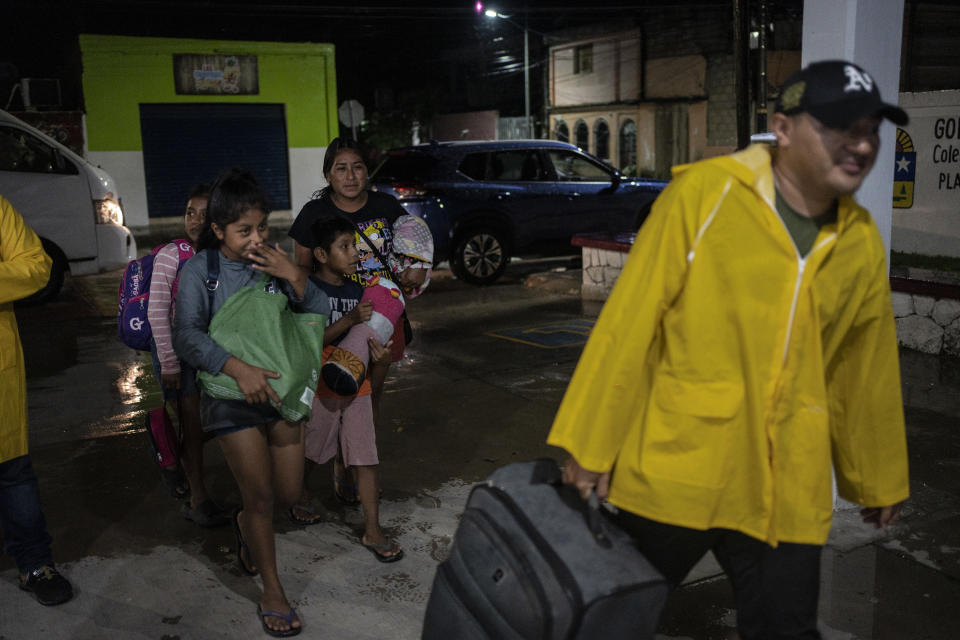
[145,406,179,469]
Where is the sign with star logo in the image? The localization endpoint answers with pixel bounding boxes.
[893,128,915,209]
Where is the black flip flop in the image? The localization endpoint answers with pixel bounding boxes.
[288,504,324,525]
[233,509,258,576]
[361,537,404,563]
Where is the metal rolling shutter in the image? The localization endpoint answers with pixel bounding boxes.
[140,103,291,218]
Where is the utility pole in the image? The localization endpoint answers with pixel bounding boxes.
[733,0,751,149]
[757,0,769,133]
[523,19,530,137]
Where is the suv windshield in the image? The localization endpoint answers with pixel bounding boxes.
[373,152,438,182]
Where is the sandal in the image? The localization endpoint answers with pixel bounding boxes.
[257,604,302,637]
[361,536,404,563]
[160,466,190,501]
[233,509,258,576]
[182,499,230,528]
[288,503,324,525]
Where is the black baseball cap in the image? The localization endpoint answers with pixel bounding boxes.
[775,60,908,129]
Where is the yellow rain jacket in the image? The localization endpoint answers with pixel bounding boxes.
[548,144,909,546]
[0,195,52,464]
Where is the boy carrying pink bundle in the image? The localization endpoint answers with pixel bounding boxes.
[298,215,403,562]
[319,211,432,396]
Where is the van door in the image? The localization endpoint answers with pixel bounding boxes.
[0,124,97,266]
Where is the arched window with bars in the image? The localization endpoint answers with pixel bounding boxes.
[574,119,588,150]
[619,119,637,174]
[594,119,609,161]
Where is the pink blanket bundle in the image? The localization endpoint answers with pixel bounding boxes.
[321,275,406,396]
[390,214,434,298]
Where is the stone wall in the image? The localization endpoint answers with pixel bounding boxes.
[892,292,960,356]
[581,246,629,301]
[580,245,960,358]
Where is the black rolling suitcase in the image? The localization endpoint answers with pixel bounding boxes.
[422,459,668,640]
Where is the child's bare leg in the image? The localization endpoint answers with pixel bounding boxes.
[370,363,390,425]
[297,458,317,506]
[268,420,304,510]
[179,393,209,507]
[356,465,400,558]
[219,423,301,635]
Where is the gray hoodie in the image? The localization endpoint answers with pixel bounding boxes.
[173,248,330,375]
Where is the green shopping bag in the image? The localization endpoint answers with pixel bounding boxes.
[197,276,326,422]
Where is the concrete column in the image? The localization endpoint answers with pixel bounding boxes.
[802,0,905,255]
[802,8,904,584]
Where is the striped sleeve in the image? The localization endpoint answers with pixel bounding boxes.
[148,243,181,375]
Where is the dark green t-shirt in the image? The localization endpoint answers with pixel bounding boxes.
[774,190,837,257]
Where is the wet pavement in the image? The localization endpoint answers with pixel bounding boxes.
[2,250,959,639]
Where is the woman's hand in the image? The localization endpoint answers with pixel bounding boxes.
[398,267,427,291]
[347,301,373,325]
[369,338,393,369]
[221,357,281,405]
[248,242,307,296]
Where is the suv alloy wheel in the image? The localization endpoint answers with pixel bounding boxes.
[451,226,509,285]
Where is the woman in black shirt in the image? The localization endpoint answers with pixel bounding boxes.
[289,138,426,291]
[289,138,426,506]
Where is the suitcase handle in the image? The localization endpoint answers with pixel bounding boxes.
[530,459,614,549]
[585,491,613,549]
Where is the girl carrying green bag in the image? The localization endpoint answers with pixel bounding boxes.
[197,266,326,422]
[173,168,329,637]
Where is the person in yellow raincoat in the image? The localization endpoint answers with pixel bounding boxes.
[0,194,73,605]
[549,60,910,639]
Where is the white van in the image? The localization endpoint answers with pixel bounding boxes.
[0,109,137,301]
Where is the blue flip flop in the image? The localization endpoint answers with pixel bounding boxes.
[257,604,302,637]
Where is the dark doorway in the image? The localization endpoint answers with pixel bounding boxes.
[140,103,291,218]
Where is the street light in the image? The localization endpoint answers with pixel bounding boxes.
[480,6,531,138]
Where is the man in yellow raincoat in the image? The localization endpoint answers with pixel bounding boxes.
[0,194,73,605]
[549,60,909,639]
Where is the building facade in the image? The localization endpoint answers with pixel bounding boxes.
[545,11,801,179]
[80,35,338,227]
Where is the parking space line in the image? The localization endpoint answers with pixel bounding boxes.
[485,319,595,349]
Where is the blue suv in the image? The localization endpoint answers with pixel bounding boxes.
[370,139,668,284]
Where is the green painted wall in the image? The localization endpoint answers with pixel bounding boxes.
[79,34,337,151]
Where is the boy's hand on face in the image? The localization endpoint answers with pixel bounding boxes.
[347,301,373,325]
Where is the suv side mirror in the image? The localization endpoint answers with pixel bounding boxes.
[601,171,621,194]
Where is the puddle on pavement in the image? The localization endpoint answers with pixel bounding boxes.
[18,280,161,445]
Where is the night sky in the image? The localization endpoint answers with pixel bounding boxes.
[2,1,728,119]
